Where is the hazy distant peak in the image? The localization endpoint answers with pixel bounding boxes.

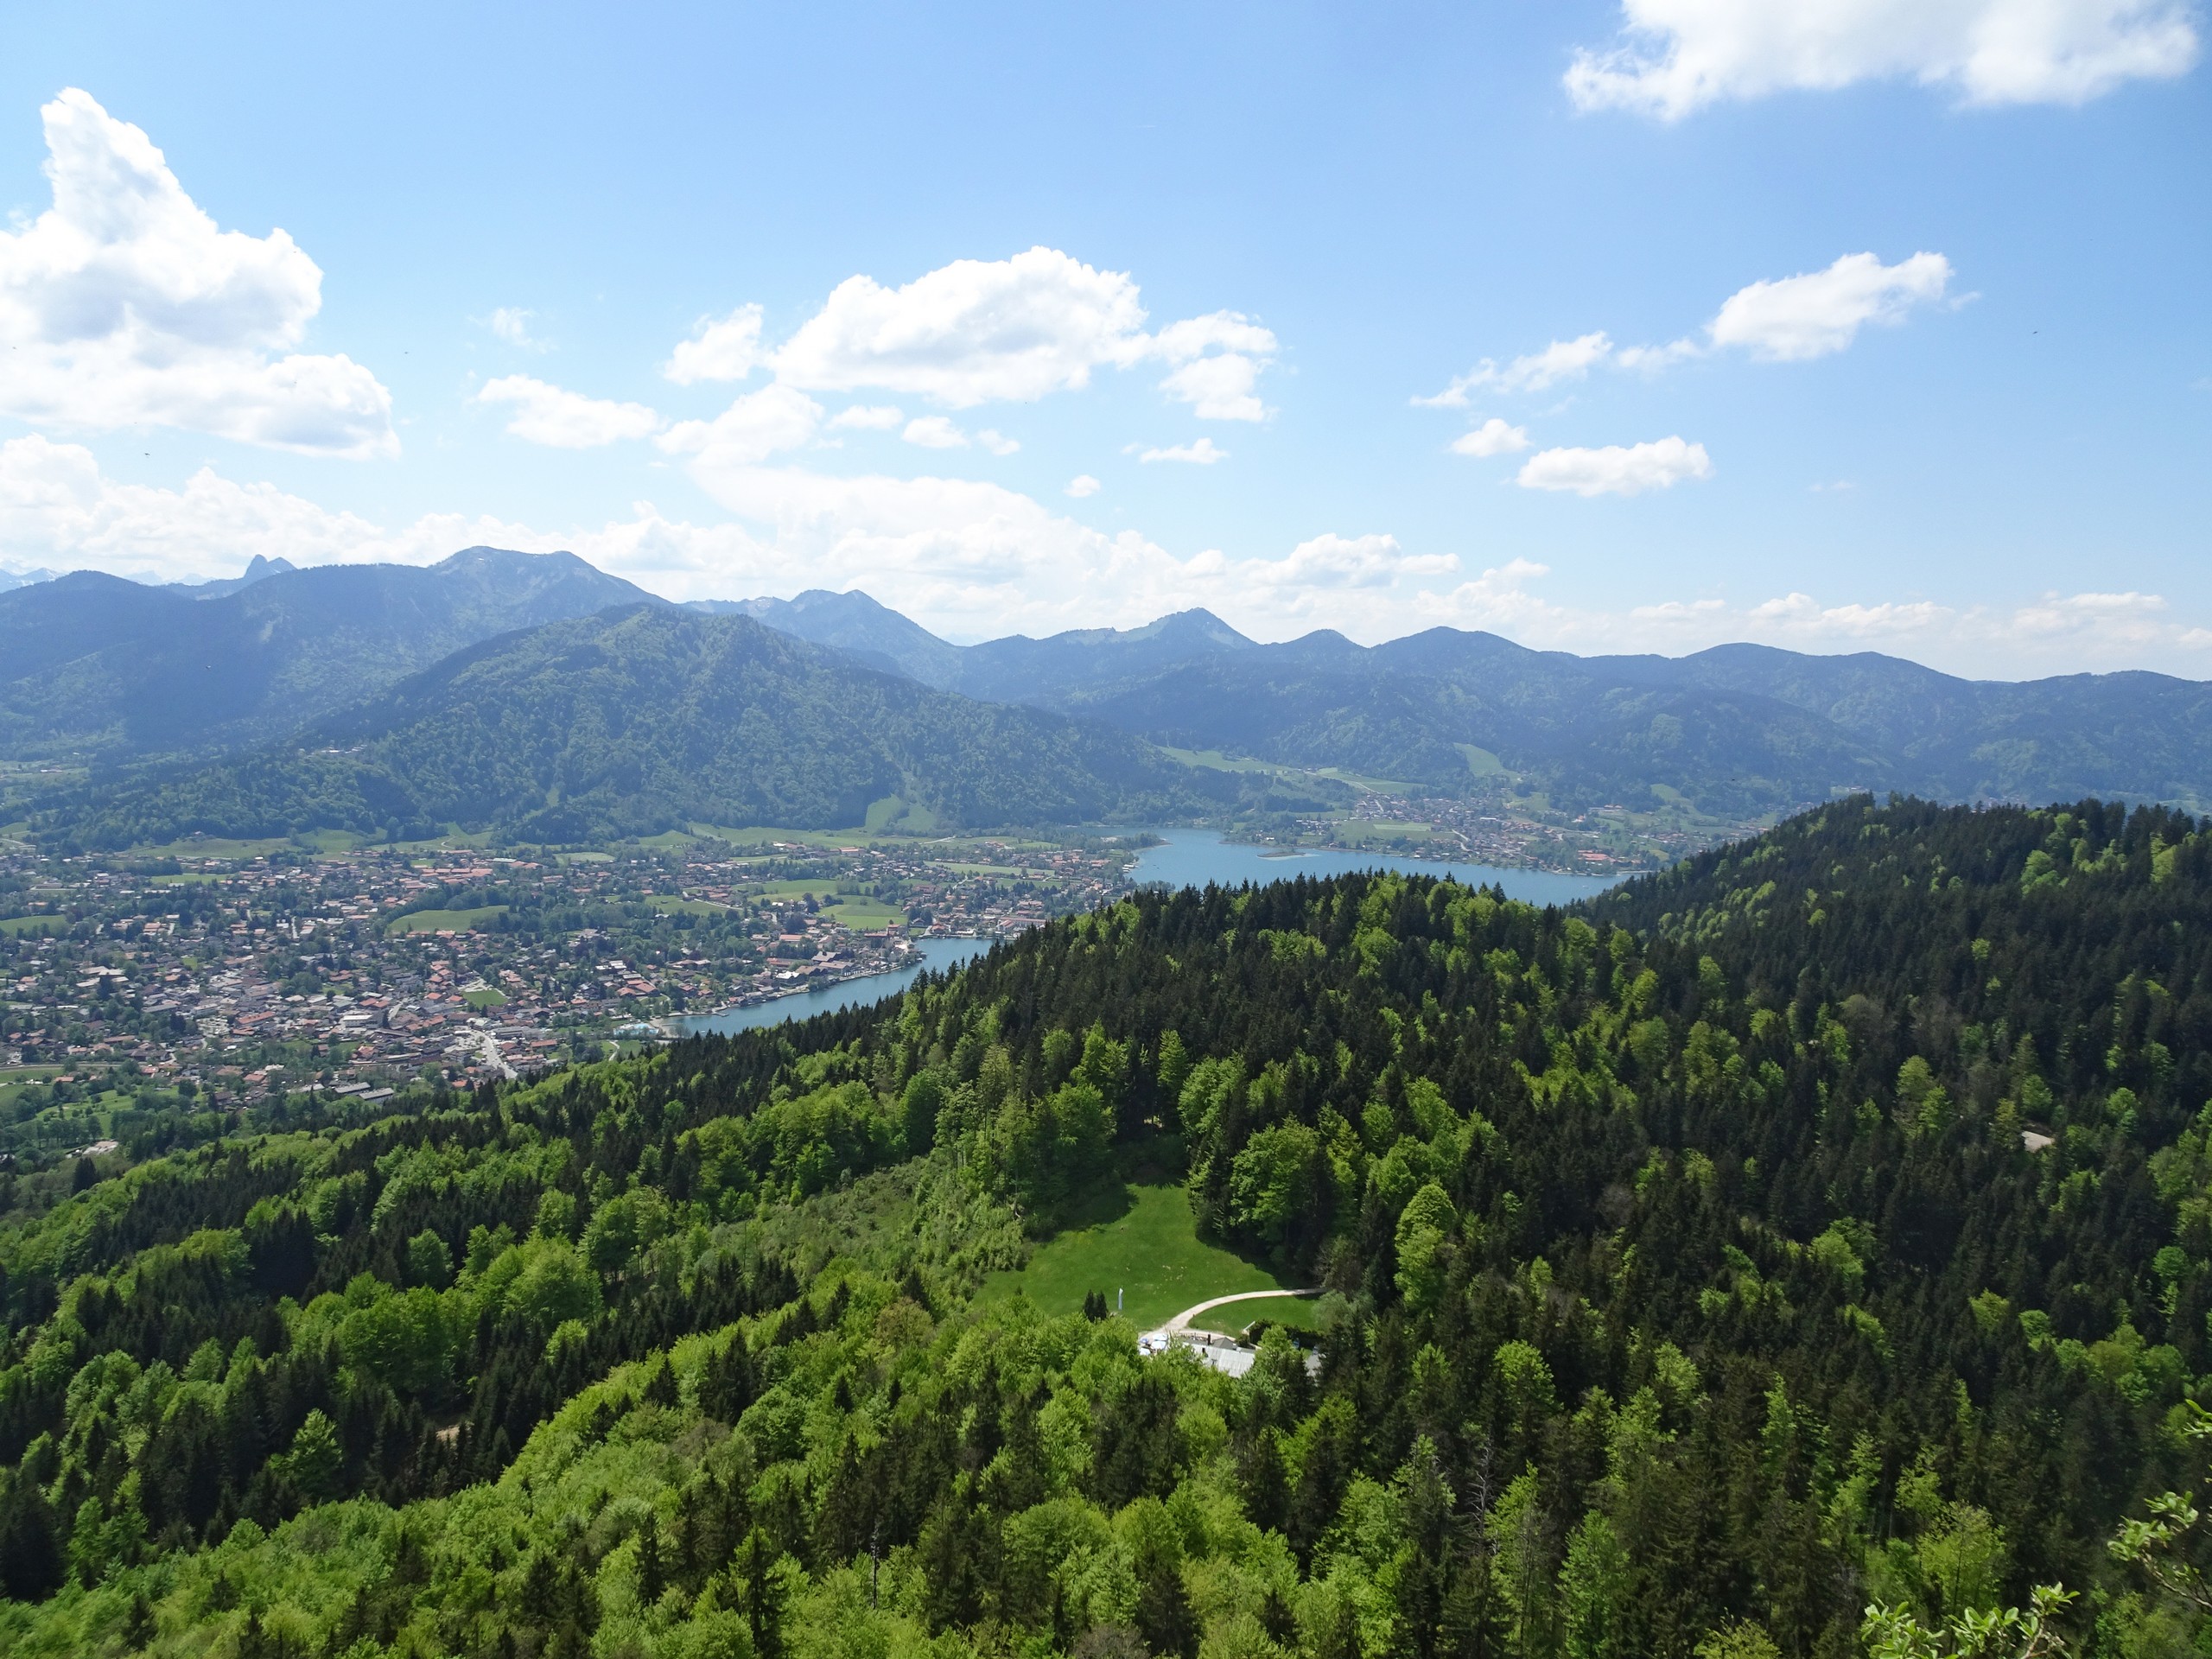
[168,552,297,599]
[1135,608,1255,648]
[705,587,964,688]
[434,545,622,580]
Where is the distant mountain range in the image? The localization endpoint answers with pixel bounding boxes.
[5,550,2209,848]
[743,587,2212,816]
[0,548,654,762]
[35,607,1233,850]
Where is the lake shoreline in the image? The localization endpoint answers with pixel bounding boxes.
[666,828,1623,1039]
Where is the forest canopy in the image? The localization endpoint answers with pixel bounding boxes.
[3,795,2212,1658]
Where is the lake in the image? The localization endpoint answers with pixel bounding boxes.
[669,937,994,1037]
[669,829,1623,1036]
[1127,827,1622,907]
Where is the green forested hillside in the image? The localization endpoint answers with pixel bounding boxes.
[33,607,1230,849]
[0,550,658,764]
[740,590,2212,816]
[3,796,2212,1657]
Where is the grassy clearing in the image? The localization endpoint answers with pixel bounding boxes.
[0,914,67,936]
[692,825,880,850]
[864,794,939,833]
[646,895,728,917]
[978,1183,1289,1330]
[823,899,904,929]
[1187,1294,1323,1337]
[1160,747,1281,775]
[1307,766,1417,794]
[462,987,508,1009]
[754,879,856,901]
[127,836,295,860]
[1160,747,1414,796]
[387,905,509,935]
[1333,818,1435,840]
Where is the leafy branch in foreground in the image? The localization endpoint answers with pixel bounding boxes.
[1861,1585,2075,1659]
[2107,1406,2212,1618]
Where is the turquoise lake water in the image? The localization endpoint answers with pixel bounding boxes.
[669,829,1624,1037]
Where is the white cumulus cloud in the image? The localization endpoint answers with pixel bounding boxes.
[1450,418,1533,458]
[1709,251,1955,360]
[1149,311,1278,421]
[754,246,1275,419]
[1139,438,1228,465]
[657,385,825,469]
[1065,474,1102,498]
[0,88,395,457]
[829,404,905,430]
[476,376,661,448]
[6,433,2207,674]
[1421,252,1953,415]
[902,416,970,449]
[664,304,764,385]
[1262,533,1458,588]
[1567,0,2199,118]
[770,248,1148,406]
[1516,436,1713,496]
[1416,333,1616,406]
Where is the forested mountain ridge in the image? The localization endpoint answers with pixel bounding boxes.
[4,796,2212,1655]
[9,546,2209,823]
[742,592,2212,816]
[0,549,659,763]
[687,590,967,689]
[30,606,1231,849]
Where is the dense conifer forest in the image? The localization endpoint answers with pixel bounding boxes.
[4,795,2212,1657]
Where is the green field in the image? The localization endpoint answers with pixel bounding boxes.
[823,899,904,929]
[979,1183,1292,1330]
[690,824,886,850]
[1159,746,1412,797]
[1160,746,1281,775]
[0,914,67,936]
[387,905,509,934]
[863,793,939,833]
[646,894,728,917]
[462,987,509,1009]
[1332,817,1436,840]
[1187,1293,1323,1337]
[125,836,295,860]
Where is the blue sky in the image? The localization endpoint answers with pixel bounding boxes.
[1,1,2206,677]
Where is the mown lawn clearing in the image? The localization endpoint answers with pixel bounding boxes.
[1186,1293,1323,1337]
[978,1182,1289,1330]
[387,905,509,934]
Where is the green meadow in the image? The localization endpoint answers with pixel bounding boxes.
[978,1183,1292,1330]
[386,905,509,934]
